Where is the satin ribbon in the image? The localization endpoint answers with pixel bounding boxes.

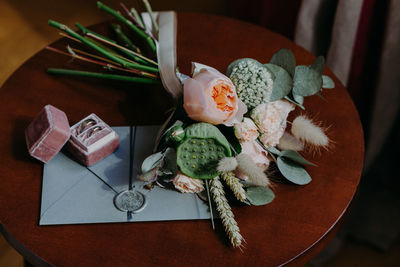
[142,11,183,151]
[142,11,183,101]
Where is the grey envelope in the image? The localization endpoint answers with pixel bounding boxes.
[39,126,211,225]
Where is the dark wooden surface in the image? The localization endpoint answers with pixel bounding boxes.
[0,13,364,266]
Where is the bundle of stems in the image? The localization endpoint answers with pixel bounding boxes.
[47,1,160,84]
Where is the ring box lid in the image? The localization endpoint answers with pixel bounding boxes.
[25,104,71,163]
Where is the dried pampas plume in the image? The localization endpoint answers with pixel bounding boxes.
[210,177,244,248]
[221,171,247,203]
[217,157,238,172]
[236,153,270,187]
[291,115,330,151]
[277,132,304,151]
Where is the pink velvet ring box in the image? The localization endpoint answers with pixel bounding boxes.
[66,114,119,166]
[25,105,71,163]
[26,105,119,166]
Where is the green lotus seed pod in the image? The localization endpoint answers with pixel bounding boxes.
[176,123,232,179]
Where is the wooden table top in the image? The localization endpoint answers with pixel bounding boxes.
[0,13,364,266]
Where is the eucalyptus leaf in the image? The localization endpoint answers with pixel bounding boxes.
[141,151,163,173]
[293,93,304,105]
[285,95,305,110]
[277,157,312,185]
[159,148,178,180]
[266,146,281,156]
[311,56,325,75]
[293,66,322,97]
[322,75,335,89]
[246,186,275,206]
[280,150,316,166]
[264,63,293,101]
[269,49,296,77]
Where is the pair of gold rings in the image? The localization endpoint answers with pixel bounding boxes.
[78,118,102,137]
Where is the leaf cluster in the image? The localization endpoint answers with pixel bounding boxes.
[267,147,315,185]
[227,49,335,110]
[268,49,335,109]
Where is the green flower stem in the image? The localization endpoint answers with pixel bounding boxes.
[87,32,158,66]
[47,68,161,84]
[83,36,119,56]
[71,25,130,60]
[130,8,145,29]
[60,34,129,66]
[112,23,140,53]
[143,0,159,34]
[96,1,156,53]
[46,46,157,78]
[256,139,278,163]
[76,22,149,66]
[68,47,121,65]
[75,23,115,44]
[48,20,158,73]
[120,3,142,30]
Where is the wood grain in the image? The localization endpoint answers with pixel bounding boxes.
[0,13,364,266]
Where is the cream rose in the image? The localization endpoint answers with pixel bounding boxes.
[234,117,259,142]
[251,100,295,147]
[172,172,205,193]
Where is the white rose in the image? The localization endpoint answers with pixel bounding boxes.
[234,117,259,142]
[251,100,295,147]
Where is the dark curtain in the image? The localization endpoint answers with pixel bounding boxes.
[231,0,400,262]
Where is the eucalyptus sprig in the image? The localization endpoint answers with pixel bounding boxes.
[266,49,335,108]
[263,144,313,185]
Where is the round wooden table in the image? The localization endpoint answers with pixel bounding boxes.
[0,13,364,266]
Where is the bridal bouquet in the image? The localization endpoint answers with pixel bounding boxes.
[47,1,335,248]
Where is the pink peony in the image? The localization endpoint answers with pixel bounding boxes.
[183,64,247,126]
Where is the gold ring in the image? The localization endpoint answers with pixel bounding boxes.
[87,126,103,137]
[79,118,96,134]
